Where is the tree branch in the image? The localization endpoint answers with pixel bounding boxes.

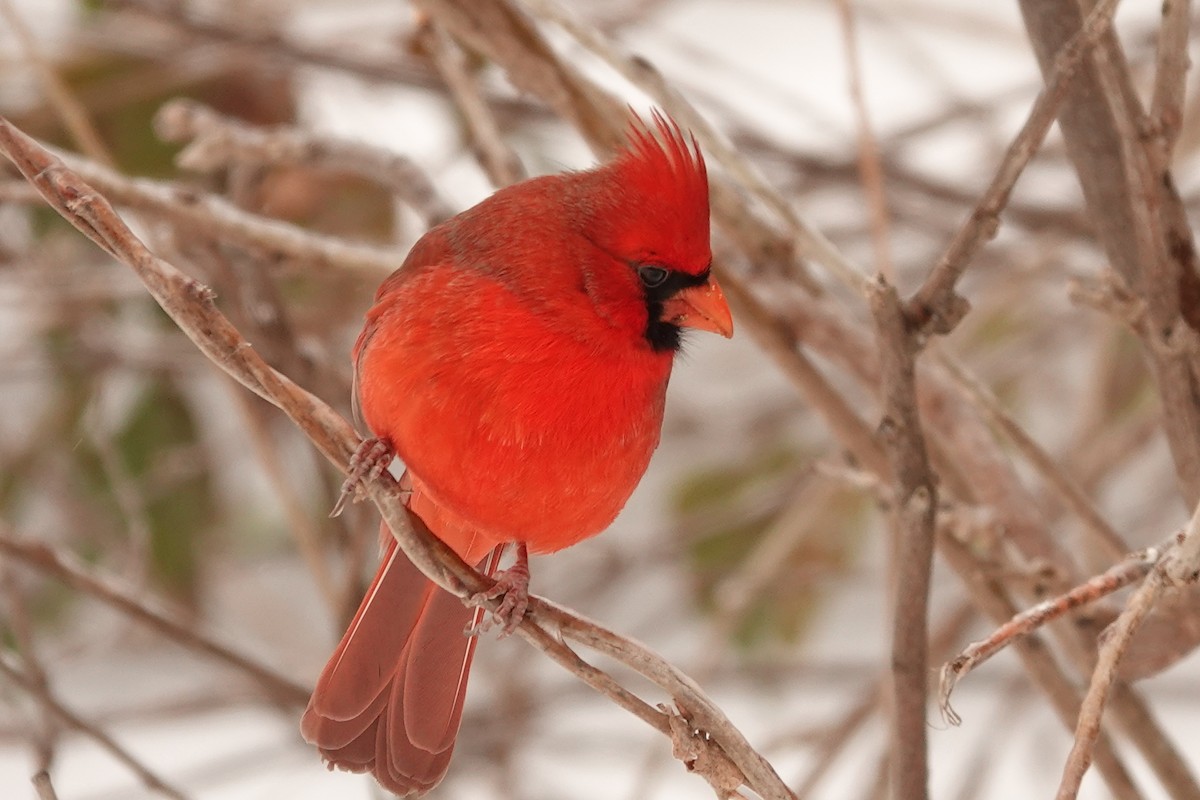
[869,278,937,800]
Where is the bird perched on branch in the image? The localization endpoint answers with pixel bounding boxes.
[302,110,732,796]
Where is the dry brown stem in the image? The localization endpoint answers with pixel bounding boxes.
[939,537,1169,719]
[936,528,1142,799]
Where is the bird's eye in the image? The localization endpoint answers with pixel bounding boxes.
[637,265,669,288]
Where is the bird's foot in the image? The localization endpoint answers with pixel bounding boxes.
[329,437,394,517]
[468,543,530,638]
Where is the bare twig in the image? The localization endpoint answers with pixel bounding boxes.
[936,526,1143,799]
[905,0,1122,335]
[939,537,1168,718]
[1020,0,1200,509]
[1055,568,1167,800]
[1056,503,1200,800]
[532,595,791,799]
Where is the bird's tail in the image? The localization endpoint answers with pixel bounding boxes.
[302,527,498,796]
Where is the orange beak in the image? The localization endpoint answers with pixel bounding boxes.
[661,275,734,338]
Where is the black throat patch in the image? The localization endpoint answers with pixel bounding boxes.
[642,267,711,352]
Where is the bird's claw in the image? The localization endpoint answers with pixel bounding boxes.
[330,437,394,517]
[467,545,530,638]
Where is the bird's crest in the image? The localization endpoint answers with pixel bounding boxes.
[619,110,707,199]
[609,110,711,275]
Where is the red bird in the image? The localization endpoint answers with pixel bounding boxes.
[301,112,732,796]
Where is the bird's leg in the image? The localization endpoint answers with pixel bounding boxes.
[329,437,394,517]
[468,542,530,638]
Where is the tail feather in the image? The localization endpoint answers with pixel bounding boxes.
[302,528,500,797]
[376,715,455,796]
[403,587,484,752]
[306,542,429,721]
[325,716,378,769]
[304,686,387,750]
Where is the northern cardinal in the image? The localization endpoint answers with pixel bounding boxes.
[301,112,732,796]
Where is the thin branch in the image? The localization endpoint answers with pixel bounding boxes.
[417,23,527,187]
[936,525,1144,800]
[1020,0,1200,509]
[533,595,791,799]
[1056,502,1200,799]
[905,0,1122,336]
[0,653,188,800]
[939,537,1168,717]
[1148,0,1191,161]
[937,350,1129,561]
[836,0,895,280]
[0,527,310,709]
[1055,569,1166,800]
[33,141,403,275]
